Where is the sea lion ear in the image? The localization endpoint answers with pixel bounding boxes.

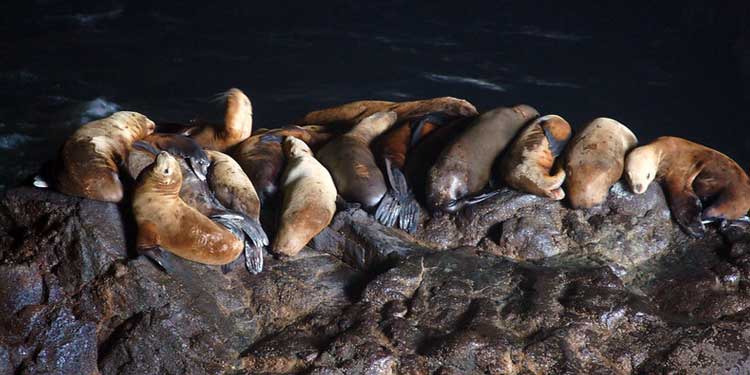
[541,120,572,157]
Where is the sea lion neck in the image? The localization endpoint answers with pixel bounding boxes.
[347,111,397,144]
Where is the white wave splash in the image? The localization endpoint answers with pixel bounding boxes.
[79,98,120,124]
[424,73,506,92]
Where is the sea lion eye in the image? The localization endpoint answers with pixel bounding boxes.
[646,173,651,179]
[164,168,170,174]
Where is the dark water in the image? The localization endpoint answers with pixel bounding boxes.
[1,1,749,190]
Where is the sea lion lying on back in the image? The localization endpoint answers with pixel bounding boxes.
[426,105,539,213]
[53,111,155,202]
[316,111,397,208]
[564,117,637,209]
[625,136,750,237]
[188,88,254,152]
[273,137,337,257]
[296,97,478,129]
[230,125,334,204]
[496,114,572,200]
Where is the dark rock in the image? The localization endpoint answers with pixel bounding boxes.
[2,181,750,374]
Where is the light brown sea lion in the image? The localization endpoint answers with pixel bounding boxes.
[230,125,334,204]
[128,135,268,273]
[426,104,540,213]
[133,152,244,265]
[296,97,478,129]
[54,111,155,202]
[625,136,750,237]
[273,137,337,257]
[188,88,253,152]
[497,114,572,200]
[372,112,461,232]
[316,111,397,208]
[564,117,638,209]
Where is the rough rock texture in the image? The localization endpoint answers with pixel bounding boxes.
[1,183,750,374]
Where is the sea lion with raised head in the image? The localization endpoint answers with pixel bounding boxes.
[624,136,750,237]
[316,111,398,208]
[564,117,638,209]
[273,137,337,257]
[188,88,253,152]
[497,114,572,200]
[133,152,245,265]
[426,104,539,213]
[128,135,268,273]
[230,125,334,204]
[296,97,478,129]
[54,111,155,202]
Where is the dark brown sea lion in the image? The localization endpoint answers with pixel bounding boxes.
[133,152,245,265]
[496,114,572,200]
[426,105,539,213]
[229,125,334,204]
[564,117,637,209]
[188,88,253,152]
[273,137,337,257]
[296,97,478,129]
[625,136,750,237]
[316,111,397,208]
[372,112,459,232]
[54,111,155,202]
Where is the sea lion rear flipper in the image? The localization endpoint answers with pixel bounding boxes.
[462,189,502,205]
[666,183,705,238]
[212,213,268,274]
[375,158,421,232]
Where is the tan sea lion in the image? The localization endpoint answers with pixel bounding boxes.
[133,152,244,265]
[426,104,539,213]
[230,125,334,204]
[54,111,155,202]
[273,137,337,257]
[128,135,268,273]
[296,97,478,129]
[564,117,638,209]
[497,114,572,200]
[317,111,397,208]
[188,88,253,152]
[625,136,750,237]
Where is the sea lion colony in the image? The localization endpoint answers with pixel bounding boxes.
[38,88,750,275]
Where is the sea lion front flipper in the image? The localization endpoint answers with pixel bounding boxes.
[409,112,446,147]
[133,140,161,156]
[666,181,705,238]
[243,241,264,275]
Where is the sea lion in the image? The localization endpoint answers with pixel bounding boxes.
[426,105,539,213]
[316,111,398,208]
[372,112,457,232]
[128,135,268,273]
[496,114,572,200]
[54,111,155,202]
[230,125,334,204]
[273,137,337,257]
[564,117,638,209]
[133,152,244,265]
[624,136,750,237]
[296,97,478,129]
[188,88,253,152]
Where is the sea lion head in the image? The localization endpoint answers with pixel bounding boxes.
[223,88,253,138]
[110,111,156,138]
[148,151,182,190]
[283,136,312,159]
[624,146,658,194]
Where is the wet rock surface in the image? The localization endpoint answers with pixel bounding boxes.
[1,184,750,374]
